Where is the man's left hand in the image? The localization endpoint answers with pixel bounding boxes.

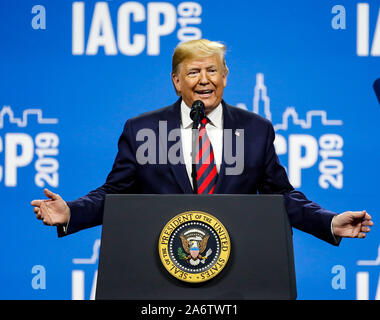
[332,210,373,238]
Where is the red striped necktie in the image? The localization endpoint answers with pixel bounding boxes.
[196,117,218,194]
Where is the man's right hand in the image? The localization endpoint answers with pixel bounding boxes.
[31,188,70,226]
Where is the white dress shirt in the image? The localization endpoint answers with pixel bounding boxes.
[180,100,223,188]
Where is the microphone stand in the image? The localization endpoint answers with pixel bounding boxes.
[191,120,199,194]
[190,100,205,194]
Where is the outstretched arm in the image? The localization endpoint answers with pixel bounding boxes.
[31,119,138,236]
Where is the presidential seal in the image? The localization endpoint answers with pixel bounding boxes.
[158,211,231,283]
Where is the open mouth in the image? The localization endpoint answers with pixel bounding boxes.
[195,89,214,97]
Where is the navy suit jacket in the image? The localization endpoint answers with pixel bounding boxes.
[61,98,339,245]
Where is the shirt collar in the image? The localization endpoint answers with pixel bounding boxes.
[180,100,223,129]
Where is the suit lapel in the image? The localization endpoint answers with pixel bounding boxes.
[163,98,193,194]
[214,101,237,194]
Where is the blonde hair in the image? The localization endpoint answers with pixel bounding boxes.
[171,39,229,76]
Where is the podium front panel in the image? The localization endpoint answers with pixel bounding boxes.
[96,194,296,300]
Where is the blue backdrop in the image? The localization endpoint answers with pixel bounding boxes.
[0,0,379,300]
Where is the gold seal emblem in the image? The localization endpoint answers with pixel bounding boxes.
[158,211,231,283]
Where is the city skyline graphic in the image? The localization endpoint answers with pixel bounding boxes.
[236,73,343,131]
[0,106,58,129]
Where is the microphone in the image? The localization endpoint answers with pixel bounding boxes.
[190,100,205,126]
[373,78,380,104]
[190,100,205,194]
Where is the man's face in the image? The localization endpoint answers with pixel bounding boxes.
[172,54,227,114]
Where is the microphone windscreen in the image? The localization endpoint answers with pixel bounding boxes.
[192,100,205,110]
[190,100,205,121]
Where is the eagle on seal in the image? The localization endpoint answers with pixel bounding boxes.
[180,230,211,266]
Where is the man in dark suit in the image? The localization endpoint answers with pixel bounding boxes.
[31,39,373,244]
